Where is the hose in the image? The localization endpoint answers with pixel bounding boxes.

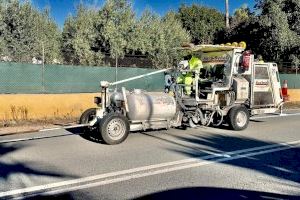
[175,89,195,111]
[207,107,224,127]
[212,109,224,127]
[196,109,207,126]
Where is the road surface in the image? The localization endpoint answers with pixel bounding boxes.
[1,113,300,199]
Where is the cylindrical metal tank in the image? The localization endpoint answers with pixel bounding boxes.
[126,90,177,121]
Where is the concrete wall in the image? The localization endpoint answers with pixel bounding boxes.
[288,89,300,102]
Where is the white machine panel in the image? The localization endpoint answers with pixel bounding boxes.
[233,77,249,102]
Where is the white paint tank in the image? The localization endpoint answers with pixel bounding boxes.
[127,90,177,121]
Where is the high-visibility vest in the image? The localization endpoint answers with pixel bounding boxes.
[189,56,203,71]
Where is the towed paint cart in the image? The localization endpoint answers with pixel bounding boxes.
[79,45,284,145]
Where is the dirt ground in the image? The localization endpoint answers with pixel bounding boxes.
[283,101,300,109]
[0,118,77,136]
[1,102,300,136]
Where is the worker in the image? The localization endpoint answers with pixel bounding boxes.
[164,72,172,93]
[257,55,265,63]
[189,55,203,72]
[177,55,203,96]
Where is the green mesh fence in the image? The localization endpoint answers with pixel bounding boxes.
[279,74,300,89]
[0,62,164,94]
[0,62,43,93]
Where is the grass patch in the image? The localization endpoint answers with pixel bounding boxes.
[0,117,77,128]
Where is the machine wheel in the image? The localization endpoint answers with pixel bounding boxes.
[99,113,129,145]
[79,108,97,124]
[228,106,250,131]
[79,108,98,136]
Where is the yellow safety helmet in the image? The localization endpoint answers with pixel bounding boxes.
[226,43,232,46]
[239,41,247,49]
[232,42,238,47]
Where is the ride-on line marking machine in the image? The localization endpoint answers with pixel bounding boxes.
[80,44,284,145]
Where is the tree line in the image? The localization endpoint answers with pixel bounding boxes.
[0,0,299,68]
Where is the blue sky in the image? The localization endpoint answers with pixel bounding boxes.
[32,0,256,27]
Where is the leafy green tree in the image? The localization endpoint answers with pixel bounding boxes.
[0,0,61,63]
[178,4,225,44]
[152,12,191,68]
[61,16,77,64]
[215,4,254,45]
[217,0,300,62]
[231,4,251,27]
[290,54,300,69]
[130,10,190,68]
[37,9,62,64]
[255,0,298,60]
[0,4,7,56]
[98,0,135,59]
[2,0,36,62]
[61,5,103,66]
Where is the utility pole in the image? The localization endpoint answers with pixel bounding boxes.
[115,56,118,90]
[42,42,45,93]
[225,0,230,29]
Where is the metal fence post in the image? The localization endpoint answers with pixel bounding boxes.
[42,42,45,93]
[115,56,118,90]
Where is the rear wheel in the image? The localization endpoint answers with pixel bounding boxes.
[79,108,96,124]
[79,108,97,136]
[99,113,129,145]
[228,106,250,131]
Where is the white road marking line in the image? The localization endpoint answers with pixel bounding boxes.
[39,124,89,132]
[0,134,74,144]
[251,113,300,120]
[42,145,298,198]
[39,128,61,132]
[1,140,300,199]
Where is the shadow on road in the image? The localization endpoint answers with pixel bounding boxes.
[135,187,299,200]
[66,127,106,144]
[22,193,75,200]
[0,143,76,183]
[141,130,300,185]
[166,133,300,184]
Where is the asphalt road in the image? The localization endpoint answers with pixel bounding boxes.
[1,113,300,200]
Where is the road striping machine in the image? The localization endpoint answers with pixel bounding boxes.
[79,44,284,145]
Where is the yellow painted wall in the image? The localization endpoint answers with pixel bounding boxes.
[0,93,98,121]
[288,89,300,102]
[1,90,300,121]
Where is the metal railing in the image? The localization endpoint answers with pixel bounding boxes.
[278,62,299,74]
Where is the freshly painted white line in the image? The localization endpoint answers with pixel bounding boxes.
[1,140,300,199]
